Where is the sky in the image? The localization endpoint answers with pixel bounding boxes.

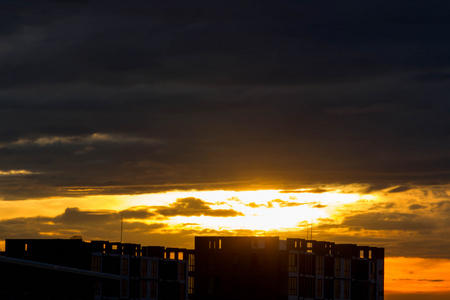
[1,0,450,298]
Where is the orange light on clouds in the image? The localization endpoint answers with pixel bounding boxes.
[0,195,124,220]
[0,188,369,233]
[124,189,364,232]
[0,187,377,250]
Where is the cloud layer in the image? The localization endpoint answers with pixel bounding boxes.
[0,1,449,199]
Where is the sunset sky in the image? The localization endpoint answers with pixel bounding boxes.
[1,1,450,299]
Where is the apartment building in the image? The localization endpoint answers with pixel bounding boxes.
[192,236,384,300]
[1,238,189,300]
[0,236,383,300]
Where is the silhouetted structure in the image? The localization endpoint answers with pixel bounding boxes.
[1,237,383,300]
[192,236,384,300]
[1,239,189,300]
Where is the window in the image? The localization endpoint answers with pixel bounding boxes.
[141,259,148,277]
[151,261,157,278]
[360,250,365,258]
[178,252,184,260]
[307,242,313,248]
[369,249,372,259]
[121,258,128,275]
[305,277,314,298]
[91,255,101,272]
[188,276,195,295]
[112,244,118,250]
[170,252,175,260]
[334,280,340,299]
[209,240,220,249]
[335,258,341,277]
[121,279,128,298]
[141,280,147,298]
[252,239,265,249]
[287,277,297,295]
[288,253,297,272]
[344,259,350,277]
[370,261,376,280]
[344,281,350,299]
[188,254,195,271]
[24,243,28,252]
[316,256,323,275]
[305,254,314,275]
[316,279,323,298]
[150,281,157,298]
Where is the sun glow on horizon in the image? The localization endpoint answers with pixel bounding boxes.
[122,188,369,233]
[0,186,381,250]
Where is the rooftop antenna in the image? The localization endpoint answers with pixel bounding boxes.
[310,218,313,240]
[306,220,309,240]
[120,212,123,243]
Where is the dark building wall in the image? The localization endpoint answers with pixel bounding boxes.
[194,236,283,300]
[0,258,119,300]
[3,239,189,300]
[193,236,384,300]
[5,239,91,270]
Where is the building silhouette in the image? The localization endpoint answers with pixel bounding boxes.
[0,236,383,300]
[1,238,189,300]
[192,236,384,300]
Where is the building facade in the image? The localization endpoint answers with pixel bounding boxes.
[2,239,189,300]
[192,236,384,300]
[1,236,383,300]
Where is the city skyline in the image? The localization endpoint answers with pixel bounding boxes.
[1,1,450,299]
[1,236,384,299]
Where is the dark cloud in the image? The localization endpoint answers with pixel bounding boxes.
[0,207,163,242]
[418,279,445,282]
[408,204,427,210]
[313,204,327,209]
[154,197,243,217]
[0,0,449,199]
[279,188,330,194]
[369,202,396,210]
[246,202,267,208]
[121,207,156,219]
[269,199,308,208]
[388,186,412,193]
[53,207,118,225]
[341,212,435,232]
